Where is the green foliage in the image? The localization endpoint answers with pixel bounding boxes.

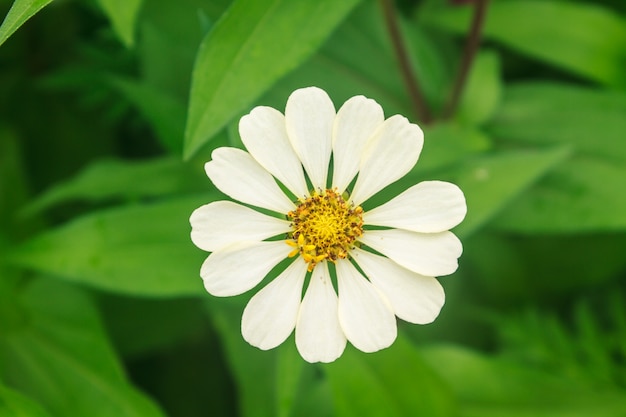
[184,0,362,158]
[22,156,206,216]
[1,0,626,415]
[206,300,330,417]
[325,335,455,417]
[487,83,626,233]
[0,384,53,417]
[456,50,502,125]
[96,0,143,47]
[420,0,626,88]
[449,146,570,238]
[109,77,187,153]
[0,278,166,417]
[496,297,626,387]
[0,0,53,47]
[260,0,441,117]
[492,156,626,233]
[7,196,210,297]
[421,344,626,417]
[488,83,626,162]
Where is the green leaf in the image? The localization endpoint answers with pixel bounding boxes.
[420,1,626,88]
[421,345,626,417]
[0,278,165,417]
[262,0,452,120]
[324,335,455,417]
[450,146,570,238]
[108,77,187,153]
[456,50,502,125]
[0,0,54,47]
[184,0,361,159]
[22,157,206,217]
[96,0,143,47]
[0,384,53,417]
[488,83,626,162]
[492,156,626,233]
[8,195,212,297]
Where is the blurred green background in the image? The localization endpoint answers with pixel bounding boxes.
[1,0,626,416]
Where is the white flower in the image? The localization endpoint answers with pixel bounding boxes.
[190,87,466,363]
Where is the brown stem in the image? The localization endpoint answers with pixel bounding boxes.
[379,0,432,124]
[443,0,490,119]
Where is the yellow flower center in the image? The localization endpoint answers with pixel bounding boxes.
[286,189,364,272]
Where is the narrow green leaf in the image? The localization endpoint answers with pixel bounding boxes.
[22,157,206,217]
[420,1,626,88]
[0,0,53,47]
[96,0,143,47]
[488,83,626,162]
[8,195,212,297]
[325,336,455,417]
[184,0,361,158]
[109,78,187,153]
[450,146,570,238]
[0,278,165,417]
[0,384,53,417]
[492,156,626,233]
[456,50,502,125]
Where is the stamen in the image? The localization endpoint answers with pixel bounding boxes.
[285,188,363,271]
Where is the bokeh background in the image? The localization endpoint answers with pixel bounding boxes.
[1,0,625,416]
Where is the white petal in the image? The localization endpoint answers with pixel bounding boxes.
[205,147,295,214]
[364,181,467,233]
[201,241,290,297]
[296,262,346,363]
[351,248,445,324]
[336,260,397,353]
[331,96,384,193]
[359,229,462,277]
[350,116,424,206]
[285,87,335,189]
[242,259,307,350]
[239,106,309,198]
[190,201,291,252]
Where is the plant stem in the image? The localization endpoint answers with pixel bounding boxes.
[379,0,432,124]
[443,0,490,119]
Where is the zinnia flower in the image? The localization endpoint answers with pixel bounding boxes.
[190,87,466,363]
